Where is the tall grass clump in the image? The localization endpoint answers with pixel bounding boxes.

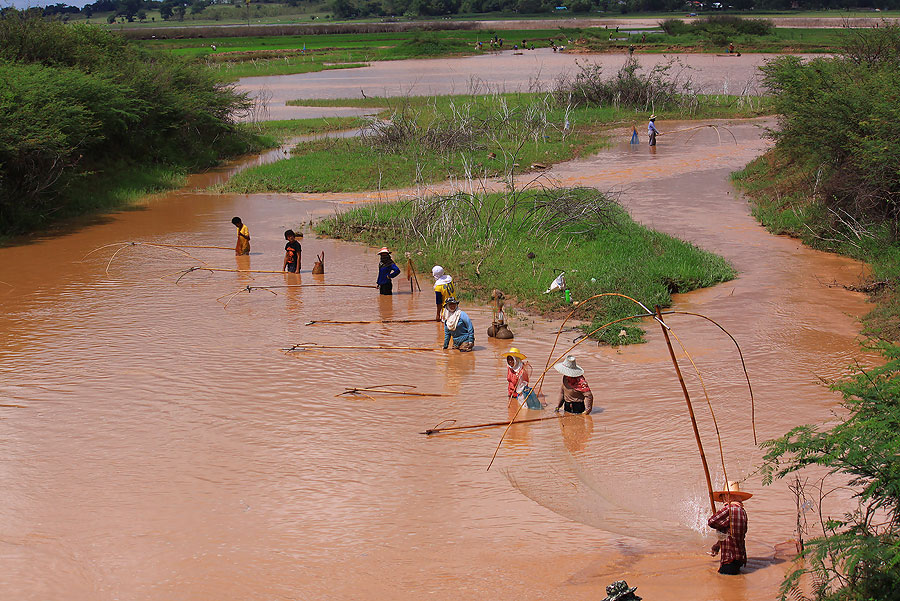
[552,58,698,114]
[317,188,735,344]
[0,10,263,236]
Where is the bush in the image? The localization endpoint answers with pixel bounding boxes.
[761,27,900,236]
[0,10,259,234]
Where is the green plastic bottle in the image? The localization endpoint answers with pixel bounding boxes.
[564,289,571,303]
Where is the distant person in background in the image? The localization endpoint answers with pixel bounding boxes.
[432,265,456,321]
[442,298,474,352]
[283,229,302,273]
[232,217,250,255]
[553,356,593,414]
[708,481,751,575]
[648,114,661,147]
[728,42,735,54]
[376,247,401,295]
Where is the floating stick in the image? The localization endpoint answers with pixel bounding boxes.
[423,414,571,435]
[0,403,27,408]
[306,318,435,326]
[216,283,380,308]
[338,385,450,398]
[283,343,438,352]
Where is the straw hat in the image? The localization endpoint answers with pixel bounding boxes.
[713,480,752,502]
[503,347,527,360]
[554,355,584,377]
[649,114,656,120]
[377,247,391,254]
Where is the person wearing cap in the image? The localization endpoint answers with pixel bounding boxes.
[376,247,401,295]
[432,265,457,321]
[442,297,474,352]
[707,480,751,575]
[648,115,661,147]
[553,356,593,414]
[504,348,540,409]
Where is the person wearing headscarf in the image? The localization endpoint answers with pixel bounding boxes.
[707,481,751,575]
[553,355,593,414]
[504,348,540,409]
[432,265,457,321]
[648,114,661,147]
[442,297,474,352]
[376,247,401,295]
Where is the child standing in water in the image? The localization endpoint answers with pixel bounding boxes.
[376,247,400,295]
[232,217,250,255]
[283,230,302,273]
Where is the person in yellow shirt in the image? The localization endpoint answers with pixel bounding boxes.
[432,265,457,321]
[232,217,250,255]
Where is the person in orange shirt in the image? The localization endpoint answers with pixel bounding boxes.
[232,217,250,255]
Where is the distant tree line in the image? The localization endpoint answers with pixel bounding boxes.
[14,0,900,22]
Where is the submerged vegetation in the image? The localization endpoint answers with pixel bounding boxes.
[735,24,900,601]
[0,10,265,236]
[317,188,736,344]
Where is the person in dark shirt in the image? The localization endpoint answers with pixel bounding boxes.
[283,229,302,273]
[376,247,401,295]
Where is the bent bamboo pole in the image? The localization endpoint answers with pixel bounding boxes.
[656,306,717,514]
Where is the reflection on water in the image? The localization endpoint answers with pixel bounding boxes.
[0,118,876,600]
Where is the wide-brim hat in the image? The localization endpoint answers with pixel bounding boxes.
[504,347,527,361]
[377,247,391,254]
[713,480,752,502]
[554,355,584,377]
[649,114,656,120]
[604,580,640,601]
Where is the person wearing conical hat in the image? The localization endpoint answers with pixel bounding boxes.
[504,348,540,410]
[648,114,661,147]
[707,480,751,575]
[376,247,400,295]
[553,355,593,414]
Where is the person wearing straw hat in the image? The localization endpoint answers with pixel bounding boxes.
[553,355,593,414]
[504,348,541,410]
[376,247,401,295]
[707,480,751,575]
[432,265,457,321]
[442,297,474,352]
[648,115,661,146]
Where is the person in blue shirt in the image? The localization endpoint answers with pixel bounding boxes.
[648,114,661,146]
[376,247,401,295]
[442,297,475,352]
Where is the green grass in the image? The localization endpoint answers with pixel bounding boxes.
[316,191,736,344]
[225,92,772,195]
[252,117,366,140]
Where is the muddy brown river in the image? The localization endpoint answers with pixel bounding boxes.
[1,57,875,600]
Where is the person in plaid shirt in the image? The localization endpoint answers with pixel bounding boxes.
[707,481,751,575]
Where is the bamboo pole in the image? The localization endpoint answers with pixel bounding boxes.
[656,306,717,514]
[0,403,27,408]
[283,343,438,352]
[305,318,436,326]
[340,387,451,397]
[423,414,569,435]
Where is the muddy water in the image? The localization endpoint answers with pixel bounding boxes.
[0,115,873,599]
[239,51,802,120]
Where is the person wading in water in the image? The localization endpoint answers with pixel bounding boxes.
[432,265,456,321]
[376,247,401,295]
[232,217,250,256]
[707,481,751,575]
[441,297,474,352]
[553,355,593,414]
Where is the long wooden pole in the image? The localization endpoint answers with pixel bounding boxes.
[306,318,435,325]
[283,344,438,352]
[423,414,567,435]
[656,306,717,514]
[342,387,450,397]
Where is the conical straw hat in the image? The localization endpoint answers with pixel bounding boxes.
[553,355,584,377]
[712,480,752,502]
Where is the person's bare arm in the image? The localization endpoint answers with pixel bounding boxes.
[555,387,565,411]
[583,391,594,414]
